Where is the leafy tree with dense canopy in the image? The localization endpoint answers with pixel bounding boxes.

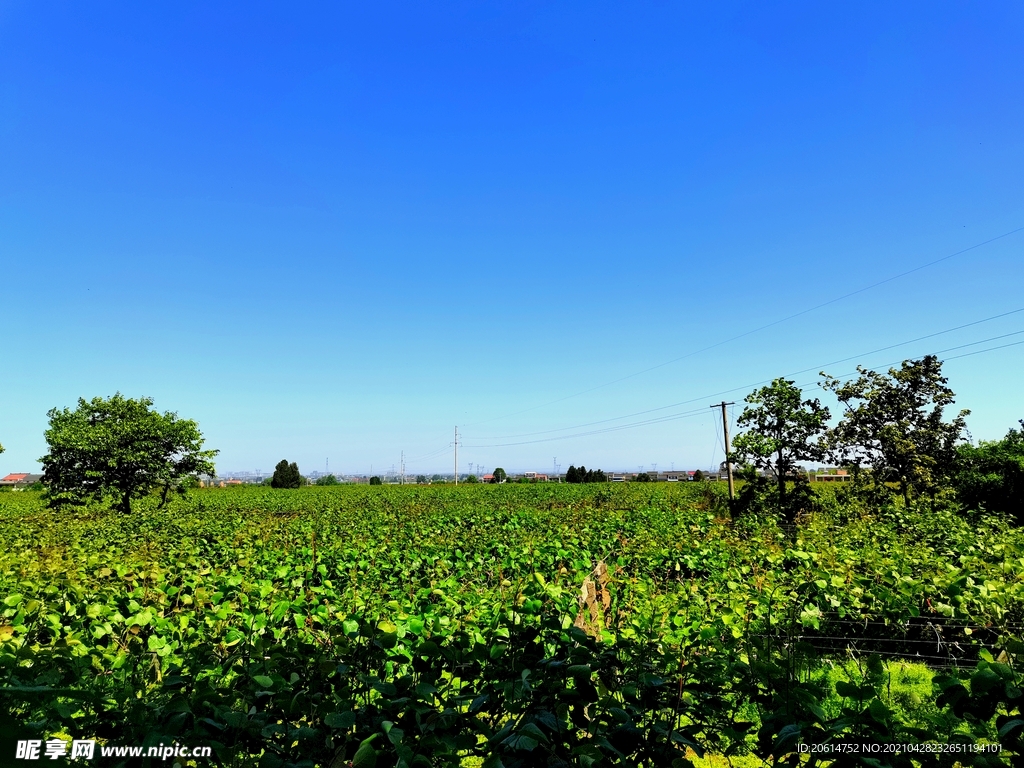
[822,356,969,506]
[566,465,607,483]
[465,475,478,483]
[271,460,302,489]
[40,393,218,513]
[315,474,339,486]
[416,475,428,484]
[954,420,1024,523]
[490,468,507,484]
[634,472,651,482]
[732,378,830,507]
[369,476,382,486]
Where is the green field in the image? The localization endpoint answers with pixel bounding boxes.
[1,483,1022,766]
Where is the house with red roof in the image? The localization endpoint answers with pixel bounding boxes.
[0,473,43,488]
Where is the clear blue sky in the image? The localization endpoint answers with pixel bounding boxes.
[2,2,1022,477]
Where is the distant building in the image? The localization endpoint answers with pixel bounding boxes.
[0,473,43,489]
[813,469,851,482]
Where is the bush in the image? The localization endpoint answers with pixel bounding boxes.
[954,421,1024,523]
[732,466,817,537]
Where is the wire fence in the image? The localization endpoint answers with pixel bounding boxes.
[754,612,1015,669]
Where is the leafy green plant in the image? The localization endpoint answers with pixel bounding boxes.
[0,483,1022,765]
[955,421,1024,523]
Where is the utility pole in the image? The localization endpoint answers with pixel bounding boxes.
[711,402,736,501]
[401,451,405,485]
[453,426,459,485]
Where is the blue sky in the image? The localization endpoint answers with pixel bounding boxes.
[1,1,1022,477]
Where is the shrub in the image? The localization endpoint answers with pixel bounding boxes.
[954,421,1024,523]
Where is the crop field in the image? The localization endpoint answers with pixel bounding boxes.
[1,483,1022,766]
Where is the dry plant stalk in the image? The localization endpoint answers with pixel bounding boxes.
[574,560,612,638]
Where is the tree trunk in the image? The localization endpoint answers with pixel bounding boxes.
[777,449,786,504]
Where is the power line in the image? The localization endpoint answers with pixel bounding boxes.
[468,306,1024,443]
[466,226,1024,428]
[405,445,453,463]
[462,329,1024,449]
[463,407,711,448]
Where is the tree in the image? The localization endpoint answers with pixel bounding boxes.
[271,460,302,489]
[822,356,969,506]
[416,475,428,484]
[465,474,479,483]
[634,472,651,482]
[731,378,830,507]
[315,474,339,486]
[566,465,606,483]
[40,393,218,513]
[369,476,382,485]
[953,420,1024,523]
[490,468,507,484]
[692,470,705,482]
